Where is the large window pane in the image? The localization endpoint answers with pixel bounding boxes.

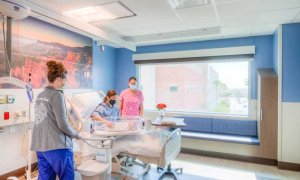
[139,61,249,116]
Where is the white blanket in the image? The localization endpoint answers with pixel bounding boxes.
[78,130,169,159]
[112,130,167,158]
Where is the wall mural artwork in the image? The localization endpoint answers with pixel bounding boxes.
[0,17,93,89]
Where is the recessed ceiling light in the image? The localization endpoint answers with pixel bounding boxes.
[62,2,135,22]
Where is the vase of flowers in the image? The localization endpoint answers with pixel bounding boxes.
[156,103,167,120]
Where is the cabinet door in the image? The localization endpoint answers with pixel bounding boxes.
[259,74,278,159]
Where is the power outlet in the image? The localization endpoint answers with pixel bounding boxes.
[13,111,22,119]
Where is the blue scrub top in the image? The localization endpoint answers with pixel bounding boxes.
[92,102,119,120]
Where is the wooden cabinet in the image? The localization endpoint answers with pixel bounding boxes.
[257,69,278,159]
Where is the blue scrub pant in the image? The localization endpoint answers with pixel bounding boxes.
[37,149,74,180]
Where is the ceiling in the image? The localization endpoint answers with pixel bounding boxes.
[25,0,300,49]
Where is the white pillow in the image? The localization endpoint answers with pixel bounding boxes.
[71,91,103,119]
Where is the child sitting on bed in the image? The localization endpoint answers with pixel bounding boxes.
[91,90,119,128]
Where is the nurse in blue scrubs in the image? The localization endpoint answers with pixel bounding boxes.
[91,90,119,127]
[31,61,80,180]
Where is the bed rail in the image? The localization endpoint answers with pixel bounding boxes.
[160,128,181,167]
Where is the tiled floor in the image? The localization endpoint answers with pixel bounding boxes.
[174,153,300,180]
[19,153,300,180]
[110,153,300,180]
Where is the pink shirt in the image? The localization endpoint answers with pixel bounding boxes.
[119,89,144,117]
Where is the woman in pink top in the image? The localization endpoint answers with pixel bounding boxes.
[119,77,144,117]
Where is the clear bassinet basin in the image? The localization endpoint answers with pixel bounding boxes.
[92,116,144,132]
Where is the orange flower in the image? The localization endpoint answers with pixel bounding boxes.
[156,103,167,110]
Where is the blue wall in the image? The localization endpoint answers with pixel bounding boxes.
[282,23,300,102]
[115,35,274,99]
[93,42,116,92]
[115,48,137,93]
[273,29,279,74]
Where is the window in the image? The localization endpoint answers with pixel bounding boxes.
[138,60,250,116]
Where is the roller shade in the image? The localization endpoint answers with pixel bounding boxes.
[133,46,255,65]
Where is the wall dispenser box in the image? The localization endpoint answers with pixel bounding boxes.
[0,95,7,104]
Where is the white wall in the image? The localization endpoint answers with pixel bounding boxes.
[0,124,37,175]
[0,89,38,175]
[281,103,300,163]
[0,89,92,175]
[275,24,300,164]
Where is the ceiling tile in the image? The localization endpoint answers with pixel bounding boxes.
[222,26,253,38]
[216,0,261,18]
[36,0,116,12]
[260,0,300,12]
[121,0,174,16]
[112,12,181,30]
[93,21,117,29]
[92,21,133,37]
[184,22,220,30]
[293,13,300,22]
[252,23,278,36]
[157,23,187,34]
[175,4,218,23]
[256,8,300,24]
[125,27,162,36]
[220,14,257,28]
[149,12,183,26]
[111,16,154,29]
[28,0,300,46]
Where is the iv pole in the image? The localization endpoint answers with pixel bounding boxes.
[26,74,33,180]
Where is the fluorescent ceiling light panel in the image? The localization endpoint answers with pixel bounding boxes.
[62,2,134,22]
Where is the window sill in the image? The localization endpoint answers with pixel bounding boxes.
[145,110,252,120]
[182,131,260,145]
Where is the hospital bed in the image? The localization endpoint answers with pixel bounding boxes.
[65,91,182,179]
[112,128,182,178]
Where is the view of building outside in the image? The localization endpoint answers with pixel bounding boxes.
[139,61,249,116]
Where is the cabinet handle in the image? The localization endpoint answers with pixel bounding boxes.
[260,108,263,121]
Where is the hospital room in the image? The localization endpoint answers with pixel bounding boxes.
[1,0,300,179]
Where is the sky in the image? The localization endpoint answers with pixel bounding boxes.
[210,61,249,89]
